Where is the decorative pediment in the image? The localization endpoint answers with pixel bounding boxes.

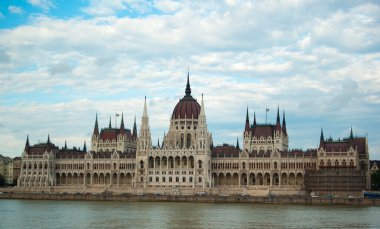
[240,150,248,158]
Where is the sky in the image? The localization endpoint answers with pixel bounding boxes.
[0,0,379,159]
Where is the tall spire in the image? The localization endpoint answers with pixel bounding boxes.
[162,132,165,148]
[185,70,191,96]
[282,111,287,136]
[109,116,112,128]
[236,137,240,149]
[120,113,125,134]
[253,111,257,126]
[157,138,160,148]
[320,128,324,144]
[200,93,206,116]
[132,115,137,138]
[275,106,281,131]
[25,134,29,151]
[64,140,67,149]
[245,107,250,131]
[350,126,354,139]
[47,134,50,144]
[93,113,99,135]
[83,141,87,152]
[138,96,152,150]
[143,96,148,118]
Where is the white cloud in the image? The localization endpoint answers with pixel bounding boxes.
[27,0,55,12]
[1,1,380,159]
[82,0,154,16]
[8,6,23,14]
[154,0,182,13]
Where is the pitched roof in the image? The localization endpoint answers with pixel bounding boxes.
[249,124,275,138]
[99,128,133,141]
[212,144,240,157]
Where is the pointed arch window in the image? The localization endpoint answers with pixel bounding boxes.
[186,134,191,148]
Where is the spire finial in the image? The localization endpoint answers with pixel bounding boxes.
[47,134,50,144]
[282,110,287,135]
[253,110,257,126]
[64,140,67,149]
[245,107,250,131]
[93,113,99,135]
[120,113,124,127]
[25,134,30,151]
[185,70,191,96]
[236,137,240,149]
[320,128,324,142]
[109,116,112,128]
[83,141,87,152]
[350,126,354,139]
[143,96,148,117]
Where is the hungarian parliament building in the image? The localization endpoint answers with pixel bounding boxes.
[16,74,370,196]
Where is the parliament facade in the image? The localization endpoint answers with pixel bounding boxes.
[16,74,370,196]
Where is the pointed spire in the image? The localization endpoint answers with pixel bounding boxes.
[282,111,287,136]
[25,134,29,151]
[245,107,250,131]
[157,138,160,148]
[132,115,137,138]
[64,141,67,149]
[120,113,125,134]
[276,106,281,131]
[320,128,324,145]
[109,116,112,128]
[143,96,148,118]
[200,93,206,116]
[47,134,50,144]
[120,113,124,128]
[162,132,165,148]
[236,137,240,149]
[185,70,191,96]
[350,126,354,139]
[83,141,87,152]
[253,111,257,126]
[93,113,99,135]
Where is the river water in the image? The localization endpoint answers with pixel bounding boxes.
[1,200,380,229]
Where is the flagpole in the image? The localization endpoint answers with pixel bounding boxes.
[115,113,119,128]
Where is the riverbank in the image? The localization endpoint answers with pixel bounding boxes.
[1,191,380,206]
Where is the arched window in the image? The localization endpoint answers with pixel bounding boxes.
[327,160,331,167]
[335,160,339,167]
[342,160,346,167]
[350,159,354,167]
[320,160,324,167]
[180,134,184,148]
[198,160,202,169]
[242,162,246,169]
[140,160,144,169]
[186,134,191,148]
[274,162,277,170]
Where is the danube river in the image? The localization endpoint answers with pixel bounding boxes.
[1,200,380,228]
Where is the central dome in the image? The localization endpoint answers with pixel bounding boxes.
[171,73,201,120]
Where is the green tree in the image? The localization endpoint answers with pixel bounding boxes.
[0,174,5,186]
[371,171,380,190]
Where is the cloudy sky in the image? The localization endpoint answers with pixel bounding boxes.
[0,0,379,158]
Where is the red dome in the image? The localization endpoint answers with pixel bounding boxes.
[172,96,201,119]
[171,72,201,119]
